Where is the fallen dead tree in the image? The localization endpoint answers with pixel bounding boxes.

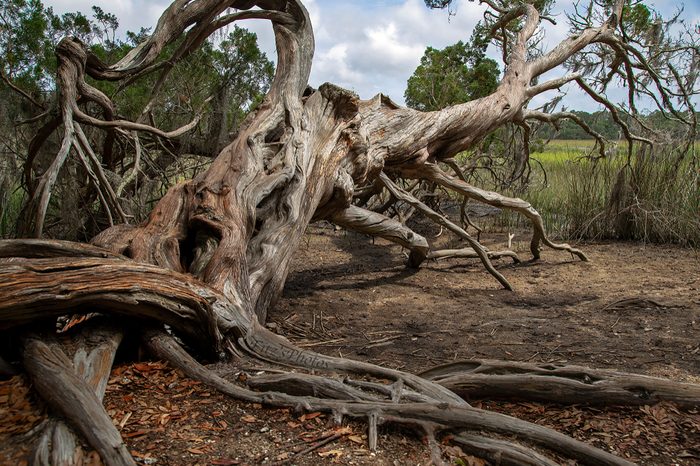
[1,0,698,464]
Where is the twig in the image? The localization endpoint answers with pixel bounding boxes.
[278,432,345,464]
[297,338,347,348]
[610,316,621,330]
[368,412,379,451]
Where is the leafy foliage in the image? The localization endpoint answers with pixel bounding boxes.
[405,39,499,111]
[0,3,274,239]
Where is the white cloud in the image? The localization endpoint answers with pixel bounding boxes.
[304,0,485,102]
[44,0,169,37]
[41,0,699,110]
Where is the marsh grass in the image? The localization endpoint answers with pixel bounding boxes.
[492,140,700,246]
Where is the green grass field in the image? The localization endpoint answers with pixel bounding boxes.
[494,139,700,246]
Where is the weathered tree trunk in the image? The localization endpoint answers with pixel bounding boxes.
[28,323,125,465]
[2,0,698,465]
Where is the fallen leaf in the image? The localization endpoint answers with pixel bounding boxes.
[334,426,353,435]
[133,363,155,372]
[241,415,257,423]
[211,459,240,465]
[119,412,132,429]
[318,449,343,458]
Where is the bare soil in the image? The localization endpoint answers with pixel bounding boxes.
[1,224,699,465]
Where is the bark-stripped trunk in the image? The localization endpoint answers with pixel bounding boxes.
[3,1,698,465]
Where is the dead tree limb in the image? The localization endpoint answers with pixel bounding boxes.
[411,163,588,261]
[22,335,134,466]
[329,205,429,268]
[379,172,513,290]
[420,360,700,409]
[31,323,124,465]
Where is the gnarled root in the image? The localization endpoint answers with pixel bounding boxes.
[30,322,124,465]
[2,240,696,466]
[420,359,700,408]
[22,333,134,466]
[144,329,633,465]
[452,433,560,466]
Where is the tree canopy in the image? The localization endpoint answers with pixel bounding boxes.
[405,39,500,111]
[1,1,274,239]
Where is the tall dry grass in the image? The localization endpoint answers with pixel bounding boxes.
[495,141,700,246]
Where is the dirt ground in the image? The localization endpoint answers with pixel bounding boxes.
[1,223,699,465]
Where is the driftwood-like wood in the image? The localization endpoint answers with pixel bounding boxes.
[145,330,632,466]
[2,0,698,464]
[379,172,513,290]
[428,247,520,263]
[32,323,124,465]
[3,244,691,465]
[0,254,244,350]
[0,239,124,260]
[452,433,560,466]
[23,335,134,466]
[420,360,700,408]
[330,205,429,268]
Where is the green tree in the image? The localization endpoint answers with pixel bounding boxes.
[1,3,274,239]
[405,40,500,111]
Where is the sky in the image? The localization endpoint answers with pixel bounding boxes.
[41,0,700,111]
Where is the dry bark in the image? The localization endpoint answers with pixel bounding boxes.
[23,335,134,466]
[421,360,700,409]
[2,0,698,464]
[30,323,124,465]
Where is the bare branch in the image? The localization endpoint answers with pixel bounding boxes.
[0,69,45,110]
[72,97,212,139]
[526,73,582,97]
[379,172,513,291]
[575,78,653,149]
[523,110,607,158]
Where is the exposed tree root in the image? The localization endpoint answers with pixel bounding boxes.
[144,330,634,465]
[420,359,700,408]
[240,322,466,404]
[2,243,697,465]
[3,239,696,465]
[22,334,134,466]
[31,322,123,465]
[452,433,560,466]
[4,0,697,464]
